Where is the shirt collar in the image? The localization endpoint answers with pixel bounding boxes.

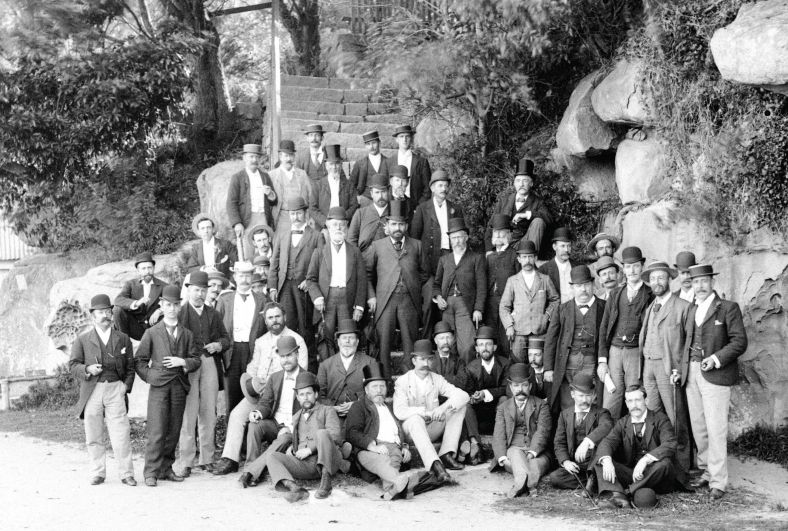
[496,243,509,253]
[630,410,648,424]
[556,259,571,270]
[575,296,595,308]
[697,292,717,312]
[481,357,495,371]
[373,203,387,216]
[627,280,644,292]
[655,292,672,305]
[95,326,112,343]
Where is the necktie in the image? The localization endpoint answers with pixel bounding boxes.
[578,304,590,310]
[440,356,447,374]
[575,412,586,427]
[239,293,248,302]
[653,303,662,313]
[292,230,304,235]
[311,152,319,166]
[334,244,342,253]
[633,422,644,438]
[166,325,176,338]
[394,240,403,252]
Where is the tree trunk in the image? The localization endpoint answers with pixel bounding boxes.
[280,0,321,76]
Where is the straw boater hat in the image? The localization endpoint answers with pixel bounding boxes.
[191,212,218,238]
[392,125,415,137]
[362,131,380,144]
[587,232,620,253]
[243,144,263,155]
[688,264,719,279]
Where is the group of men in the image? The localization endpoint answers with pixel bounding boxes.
[67,123,747,509]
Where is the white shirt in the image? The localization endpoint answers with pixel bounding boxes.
[653,292,671,308]
[399,150,413,197]
[190,302,204,317]
[453,249,466,266]
[679,287,694,303]
[201,237,216,267]
[557,259,572,303]
[328,175,341,208]
[434,198,450,249]
[521,269,536,290]
[232,291,256,342]
[695,293,717,327]
[141,279,153,299]
[341,354,354,371]
[274,368,300,430]
[373,203,387,217]
[95,326,112,346]
[310,148,323,166]
[247,168,267,213]
[290,224,306,247]
[515,194,529,211]
[576,296,596,315]
[368,153,382,173]
[247,328,308,381]
[375,403,400,444]
[627,281,644,301]
[329,242,347,287]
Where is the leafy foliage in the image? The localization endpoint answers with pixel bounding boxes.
[730,423,788,470]
[12,365,79,411]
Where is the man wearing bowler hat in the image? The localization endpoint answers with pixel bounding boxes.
[594,256,621,301]
[135,285,202,486]
[349,173,390,258]
[269,140,316,233]
[226,143,277,259]
[484,213,521,358]
[526,337,551,400]
[388,124,432,203]
[296,124,329,183]
[185,212,237,279]
[544,265,606,413]
[598,246,654,420]
[430,321,469,390]
[350,130,390,202]
[587,232,624,292]
[538,227,577,304]
[114,251,170,341]
[175,271,230,477]
[486,158,552,255]
[311,145,358,229]
[681,264,747,500]
[499,239,559,363]
[387,164,415,225]
[490,363,552,498]
[673,251,697,302]
[433,217,487,362]
[69,294,136,486]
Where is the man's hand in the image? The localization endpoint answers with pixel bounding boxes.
[269,289,278,302]
[597,362,608,382]
[298,280,308,291]
[435,295,448,311]
[498,456,510,467]
[314,297,325,313]
[234,223,244,239]
[277,427,291,438]
[369,443,389,456]
[334,402,352,416]
[601,457,616,484]
[562,460,580,475]
[86,364,103,376]
[249,410,262,423]
[262,185,274,198]
[575,438,593,463]
[544,370,554,383]
[204,342,222,354]
[506,327,515,342]
[162,356,186,369]
[472,311,482,326]
[430,408,446,423]
[367,298,376,314]
[633,456,652,481]
[402,447,411,463]
[148,308,163,326]
[670,371,680,385]
[701,357,715,372]
[352,307,363,322]
[294,448,312,460]
[132,296,150,310]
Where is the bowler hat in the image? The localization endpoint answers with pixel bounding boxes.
[569,373,595,394]
[89,294,113,312]
[335,318,359,338]
[369,173,388,190]
[491,214,512,232]
[475,325,497,342]
[551,227,572,243]
[253,255,270,267]
[362,131,380,144]
[688,264,719,279]
[569,265,594,285]
[674,251,697,272]
[632,488,659,509]
[303,124,324,135]
[517,240,537,255]
[392,124,415,137]
[527,337,545,350]
[294,371,319,391]
[387,200,408,222]
[389,165,409,180]
[160,285,181,304]
[641,261,677,282]
[207,271,228,288]
[327,206,347,222]
[243,144,263,155]
[508,363,535,384]
[432,321,454,338]
[515,158,535,177]
[446,217,469,235]
[240,373,264,404]
[587,232,620,253]
[251,273,263,284]
[186,271,209,288]
[325,144,343,163]
[191,212,217,238]
[429,170,450,186]
[284,197,308,211]
[595,255,620,274]
[363,362,387,385]
[621,246,646,264]
[231,261,255,274]
[278,140,296,154]
[412,339,434,357]
[247,223,273,250]
[133,251,155,268]
[276,335,299,356]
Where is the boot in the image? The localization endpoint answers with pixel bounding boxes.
[315,467,333,499]
[430,459,450,483]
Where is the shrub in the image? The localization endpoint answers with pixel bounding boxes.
[12,365,79,411]
[729,423,788,470]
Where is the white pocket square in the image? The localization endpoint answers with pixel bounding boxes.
[121,347,127,354]
[714,320,723,326]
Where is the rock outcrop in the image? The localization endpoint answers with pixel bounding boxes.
[591,59,654,125]
[414,107,476,156]
[195,160,244,242]
[556,71,616,157]
[615,130,669,204]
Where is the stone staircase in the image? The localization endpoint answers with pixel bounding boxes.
[278,75,409,160]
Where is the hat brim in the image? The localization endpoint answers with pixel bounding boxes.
[160,296,180,304]
[334,329,360,338]
[587,234,620,252]
[192,213,218,238]
[89,304,113,311]
[569,277,594,285]
[597,261,621,273]
[134,259,156,268]
[363,377,387,385]
[246,223,273,248]
[508,377,531,384]
[689,271,720,279]
[278,147,296,154]
[569,384,595,394]
[641,267,677,282]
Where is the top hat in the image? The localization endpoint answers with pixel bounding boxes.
[362,131,380,144]
[327,206,347,222]
[632,488,659,509]
[160,285,181,304]
[89,294,113,311]
[243,144,263,155]
[191,212,217,238]
[446,217,469,235]
[387,200,408,222]
[207,271,228,288]
[253,255,270,267]
[551,227,572,243]
[303,124,324,135]
[276,335,299,356]
[515,158,535,177]
[369,173,389,190]
[527,337,545,350]
[587,232,620,253]
[595,255,620,274]
[412,339,434,357]
[363,362,387,386]
[688,264,719,279]
[392,124,415,137]
[569,373,595,394]
[569,265,594,285]
[674,251,697,271]
[294,371,319,391]
[284,197,308,211]
[641,261,677,282]
[508,363,535,383]
[432,320,454,338]
[335,318,359,338]
[231,261,255,274]
[278,140,296,154]
[621,246,646,264]
[186,271,209,288]
[325,144,343,163]
[429,170,450,186]
[240,373,265,404]
[517,240,538,255]
[491,214,512,232]
[133,251,155,268]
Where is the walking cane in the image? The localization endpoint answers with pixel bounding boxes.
[236,233,245,262]
[570,470,598,507]
[672,369,679,426]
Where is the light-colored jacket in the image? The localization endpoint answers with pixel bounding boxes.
[393,369,469,421]
[499,271,559,335]
[639,294,693,378]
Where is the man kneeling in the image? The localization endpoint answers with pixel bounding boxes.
[595,385,677,509]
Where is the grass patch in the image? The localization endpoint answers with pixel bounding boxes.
[729,424,788,470]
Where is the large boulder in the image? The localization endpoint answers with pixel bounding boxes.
[556,71,617,156]
[615,130,669,204]
[195,160,244,242]
[591,59,654,125]
[710,0,788,95]
[415,107,475,155]
[550,148,618,202]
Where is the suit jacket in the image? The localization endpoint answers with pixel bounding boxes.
[499,271,560,336]
[598,283,655,360]
[350,154,389,197]
[544,298,606,408]
[490,395,552,470]
[178,303,230,390]
[410,199,464,276]
[388,192,416,226]
[215,290,267,370]
[295,149,327,182]
[348,203,389,256]
[538,259,578,303]
[433,250,487,314]
[367,236,425,321]
[430,352,469,392]
[226,169,276,229]
[597,409,676,467]
[268,225,321,293]
[388,150,432,204]
[680,293,747,386]
[317,352,375,406]
[69,328,135,419]
[346,396,407,452]
[486,247,520,301]
[114,276,168,326]
[184,237,237,278]
[134,321,201,390]
[393,370,470,421]
[485,191,553,252]
[292,402,343,450]
[465,356,510,400]
[268,166,316,230]
[311,176,359,229]
[255,366,306,420]
[553,405,613,465]
[306,240,370,322]
[638,294,693,382]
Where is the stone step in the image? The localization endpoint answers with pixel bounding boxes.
[364,113,408,124]
[281,75,330,88]
[284,86,345,103]
[345,102,398,116]
[340,121,401,137]
[346,147,398,160]
[280,110,318,120]
[283,130,399,149]
[284,118,341,133]
[281,99,345,115]
[281,75,377,91]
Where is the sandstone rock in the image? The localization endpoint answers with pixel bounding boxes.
[550,148,618,202]
[710,0,788,95]
[415,107,475,155]
[556,71,616,156]
[591,60,654,125]
[615,131,669,204]
[195,160,244,241]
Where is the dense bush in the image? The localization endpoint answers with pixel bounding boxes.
[729,423,788,470]
[13,365,79,411]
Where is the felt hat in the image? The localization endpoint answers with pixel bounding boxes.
[362,131,380,143]
[517,240,538,255]
[133,251,155,268]
[160,285,181,304]
[363,362,387,385]
[446,217,469,235]
[432,321,454,338]
[191,212,217,238]
[632,488,659,509]
[674,251,697,272]
[491,214,512,232]
[429,170,450,186]
[89,294,113,311]
[515,158,535,177]
[278,140,296,154]
[369,173,389,190]
[252,255,270,267]
[240,373,265,404]
[247,223,273,250]
[231,261,255,274]
[641,261,677,282]
[595,256,620,274]
[207,271,228,288]
[243,144,263,155]
[335,318,359,338]
[251,273,263,284]
[186,271,209,288]
[303,124,324,135]
[621,246,646,264]
[475,325,497,342]
[569,265,594,285]
[284,197,308,211]
[412,339,435,357]
[587,232,620,253]
[294,371,319,391]
[276,335,299,356]
[387,200,408,222]
[688,264,719,279]
[392,124,415,137]
[527,337,545,350]
[508,363,535,384]
[389,165,409,181]
[569,373,595,394]
[325,144,343,163]
[551,227,572,243]
[327,206,347,222]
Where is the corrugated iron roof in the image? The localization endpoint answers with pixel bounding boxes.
[0,220,37,260]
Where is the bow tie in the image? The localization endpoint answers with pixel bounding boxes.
[291,230,304,235]
[578,304,590,310]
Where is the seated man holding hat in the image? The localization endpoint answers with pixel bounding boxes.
[185,212,236,279]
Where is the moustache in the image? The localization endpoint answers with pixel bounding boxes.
[515,391,527,397]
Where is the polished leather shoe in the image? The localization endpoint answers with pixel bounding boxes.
[180,467,192,478]
[160,469,185,482]
[710,488,725,500]
[314,468,333,499]
[607,492,630,509]
[430,460,451,483]
[506,481,529,499]
[212,457,238,475]
[145,477,157,487]
[690,477,709,489]
[90,476,105,486]
[239,472,254,489]
[457,440,471,463]
[584,475,598,497]
[121,477,137,487]
[440,453,464,471]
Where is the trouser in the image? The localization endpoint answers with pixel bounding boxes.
[246,419,283,464]
[268,430,343,486]
[518,217,546,254]
[321,287,351,357]
[686,361,731,491]
[510,334,537,364]
[279,279,315,371]
[595,458,676,495]
[113,306,146,341]
[177,357,219,469]
[144,380,187,479]
[221,398,254,461]
[357,442,406,491]
[225,343,249,417]
[464,403,497,440]
[503,447,551,489]
[549,461,594,489]
[240,212,268,261]
[244,431,293,479]
[401,405,466,467]
[83,380,134,480]
[603,345,641,420]
[442,295,474,364]
[376,290,418,380]
[485,295,511,359]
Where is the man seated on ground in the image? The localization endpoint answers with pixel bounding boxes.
[595,385,678,509]
[549,373,613,494]
[185,213,236,278]
[490,363,552,498]
[393,339,470,484]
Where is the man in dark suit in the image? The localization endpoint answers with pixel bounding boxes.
[349,173,390,258]
[185,213,237,278]
[673,251,697,302]
[295,123,328,184]
[485,159,552,254]
[350,131,389,202]
[595,385,678,509]
[389,124,431,204]
[134,286,201,486]
[387,164,416,225]
[113,251,169,341]
[433,218,487,362]
[681,264,747,500]
[484,213,520,358]
[366,200,425,380]
[69,294,136,486]
[597,247,654,420]
[537,227,577,304]
[311,145,359,229]
[526,337,551,400]
[587,232,624,294]
[430,321,468,390]
[490,363,552,498]
[226,144,277,259]
[549,373,613,492]
[544,265,606,413]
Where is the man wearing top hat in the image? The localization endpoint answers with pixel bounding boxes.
[69,294,136,486]
[433,217,487,362]
[296,124,329,183]
[269,140,317,233]
[247,223,274,262]
[394,339,470,483]
[597,247,654,421]
[367,199,425,380]
[538,227,577,304]
[388,124,432,204]
[587,232,624,292]
[681,264,747,500]
[349,173,390,258]
[114,251,170,341]
[430,321,469,391]
[135,285,201,486]
[544,265,606,413]
[526,337,551,400]
[174,271,230,477]
[490,363,552,498]
[673,251,697,303]
[185,212,237,279]
[484,213,521,358]
[549,372,613,492]
[350,130,389,202]
[499,240,559,363]
[594,256,620,302]
[227,143,277,259]
[387,164,416,225]
[485,159,552,254]
[311,145,359,230]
